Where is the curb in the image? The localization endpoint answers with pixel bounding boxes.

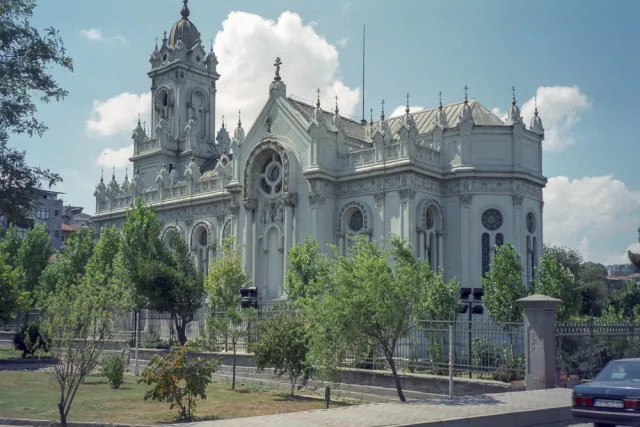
[0,418,152,427]
[0,358,58,365]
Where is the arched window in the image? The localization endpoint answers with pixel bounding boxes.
[419,202,442,271]
[222,219,232,240]
[480,208,504,277]
[258,153,283,198]
[526,212,537,284]
[532,236,537,280]
[338,201,370,256]
[481,233,491,277]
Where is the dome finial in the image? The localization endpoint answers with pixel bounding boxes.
[316,88,321,108]
[181,0,190,19]
[380,99,385,120]
[334,94,339,115]
[534,96,538,116]
[238,110,242,127]
[512,86,517,106]
[405,92,410,114]
[100,169,104,183]
[464,85,469,104]
[221,115,225,129]
[137,113,141,127]
[369,108,373,125]
[438,91,443,110]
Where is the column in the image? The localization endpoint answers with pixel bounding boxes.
[242,199,256,279]
[459,194,472,287]
[512,195,525,284]
[437,231,444,271]
[417,230,425,261]
[399,189,416,242]
[282,193,298,296]
[516,294,562,390]
[338,233,345,256]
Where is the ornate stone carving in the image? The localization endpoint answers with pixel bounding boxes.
[260,199,284,225]
[216,214,225,224]
[337,200,371,233]
[512,195,524,206]
[282,192,298,207]
[308,194,325,206]
[243,199,258,212]
[229,203,240,216]
[374,192,385,207]
[189,220,215,248]
[460,194,473,206]
[420,198,444,230]
[446,179,542,199]
[339,173,439,197]
[399,188,417,201]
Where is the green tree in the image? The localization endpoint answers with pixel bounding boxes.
[0,0,73,219]
[253,312,309,397]
[543,243,583,278]
[212,308,256,390]
[205,237,250,310]
[0,252,29,326]
[628,228,640,269]
[533,251,580,321]
[421,266,462,321]
[576,262,609,317]
[285,235,329,300]
[0,225,23,268]
[17,224,53,293]
[37,229,94,303]
[481,243,527,325]
[612,280,640,318]
[301,235,429,402]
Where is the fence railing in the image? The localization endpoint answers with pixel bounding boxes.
[556,319,640,380]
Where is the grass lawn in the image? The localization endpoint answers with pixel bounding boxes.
[0,348,23,360]
[0,371,351,424]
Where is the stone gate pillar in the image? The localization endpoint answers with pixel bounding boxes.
[516,294,562,391]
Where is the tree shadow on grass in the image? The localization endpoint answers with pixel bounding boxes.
[157,415,221,424]
[404,394,503,406]
[273,394,351,407]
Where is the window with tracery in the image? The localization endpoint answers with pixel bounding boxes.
[482,233,491,277]
[349,210,364,232]
[259,154,283,198]
[481,208,503,231]
[526,212,536,234]
[495,233,504,247]
[222,220,232,240]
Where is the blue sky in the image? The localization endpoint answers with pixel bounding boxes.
[13,0,640,265]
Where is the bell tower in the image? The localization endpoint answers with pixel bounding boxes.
[134,0,219,185]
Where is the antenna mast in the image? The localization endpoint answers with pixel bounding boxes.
[361,24,367,124]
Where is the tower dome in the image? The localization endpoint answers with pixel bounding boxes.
[168,0,201,51]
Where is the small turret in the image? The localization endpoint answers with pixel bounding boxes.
[312,88,324,124]
[435,91,447,128]
[507,86,521,124]
[530,96,544,134]
[460,85,473,123]
[233,110,245,143]
[332,95,343,129]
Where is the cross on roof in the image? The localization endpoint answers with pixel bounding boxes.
[406,93,410,107]
[438,91,443,105]
[273,57,282,81]
[316,88,321,106]
[512,86,516,100]
[464,85,469,99]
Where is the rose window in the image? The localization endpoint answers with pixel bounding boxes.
[481,208,503,231]
[259,154,283,197]
[348,210,364,232]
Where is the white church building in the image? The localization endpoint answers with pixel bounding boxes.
[92,0,547,303]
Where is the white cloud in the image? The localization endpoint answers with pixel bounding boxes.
[97,145,133,169]
[389,105,424,118]
[214,11,360,126]
[81,28,104,41]
[86,92,151,137]
[605,243,640,266]
[80,28,128,45]
[492,86,591,152]
[337,37,349,48]
[544,175,640,263]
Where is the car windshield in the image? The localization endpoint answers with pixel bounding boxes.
[595,361,640,382]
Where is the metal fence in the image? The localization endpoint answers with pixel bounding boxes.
[557,319,640,380]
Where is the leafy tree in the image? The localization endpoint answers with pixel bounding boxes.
[543,243,583,278]
[139,345,219,421]
[421,266,462,321]
[285,235,329,300]
[37,229,94,303]
[253,312,309,397]
[577,262,609,317]
[212,308,256,389]
[613,280,640,318]
[39,279,124,427]
[481,243,527,325]
[205,237,250,310]
[533,251,580,321]
[0,0,73,219]
[629,228,640,270]
[301,235,429,402]
[0,252,29,326]
[17,224,53,293]
[0,225,23,268]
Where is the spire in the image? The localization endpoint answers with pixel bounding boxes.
[112,166,116,180]
[333,94,342,129]
[137,113,141,127]
[210,38,214,53]
[507,86,521,124]
[512,86,517,106]
[405,92,410,114]
[238,109,242,128]
[438,91,443,110]
[436,91,447,128]
[530,96,544,133]
[316,88,321,108]
[334,95,339,115]
[380,99,385,121]
[234,109,245,142]
[312,88,324,124]
[460,86,473,123]
[181,0,190,19]
[100,169,104,183]
[221,115,225,129]
[464,85,469,104]
[125,167,128,180]
[163,31,168,44]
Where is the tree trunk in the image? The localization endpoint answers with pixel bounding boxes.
[290,372,296,398]
[58,401,67,427]
[386,353,406,402]
[232,346,237,390]
[174,316,187,346]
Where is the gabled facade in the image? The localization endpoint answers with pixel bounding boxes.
[92,1,547,305]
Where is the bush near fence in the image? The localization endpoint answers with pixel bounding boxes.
[556,319,640,380]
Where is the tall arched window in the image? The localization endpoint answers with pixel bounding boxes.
[526,212,537,285]
[480,208,504,277]
[418,202,442,271]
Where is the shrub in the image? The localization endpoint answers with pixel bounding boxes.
[471,338,501,369]
[13,322,48,358]
[101,351,126,389]
[139,345,219,421]
[492,347,524,382]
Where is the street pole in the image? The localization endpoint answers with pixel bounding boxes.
[448,324,454,398]
[134,311,139,377]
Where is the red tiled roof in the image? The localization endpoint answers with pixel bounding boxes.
[62,223,79,232]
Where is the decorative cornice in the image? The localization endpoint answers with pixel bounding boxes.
[243,199,258,212]
[374,192,385,207]
[308,194,325,207]
[445,178,542,199]
[282,192,298,207]
[399,188,417,201]
[229,203,240,216]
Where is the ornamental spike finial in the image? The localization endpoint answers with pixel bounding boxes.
[464,85,469,104]
[316,88,321,108]
[380,99,385,120]
[405,92,410,113]
[221,115,225,128]
[238,109,242,127]
[181,0,190,19]
[335,94,339,115]
[100,169,104,183]
[512,86,517,105]
[439,91,443,110]
[369,108,373,124]
[534,96,538,116]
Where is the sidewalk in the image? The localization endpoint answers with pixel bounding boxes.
[176,388,573,427]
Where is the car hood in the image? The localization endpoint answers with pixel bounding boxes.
[575,381,640,398]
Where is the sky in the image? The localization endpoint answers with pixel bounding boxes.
[12,0,640,266]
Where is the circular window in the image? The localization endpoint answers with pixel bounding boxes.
[526,212,536,234]
[196,55,201,62]
[425,209,434,230]
[348,210,364,232]
[258,154,283,198]
[481,208,503,231]
[266,163,281,184]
